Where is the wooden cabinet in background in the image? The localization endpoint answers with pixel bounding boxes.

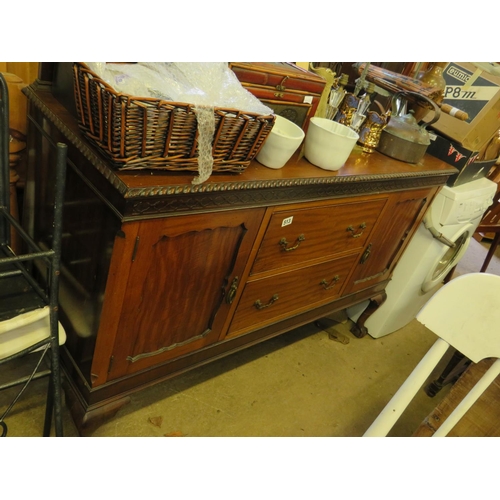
[23,66,457,433]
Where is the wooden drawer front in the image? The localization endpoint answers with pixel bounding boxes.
[229,254,358,336]
[252,199,387,275]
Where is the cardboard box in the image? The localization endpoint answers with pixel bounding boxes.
[427,131,497,187]
[431,62,500,151]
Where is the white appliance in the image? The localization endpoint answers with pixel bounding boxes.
[347,177,497,338]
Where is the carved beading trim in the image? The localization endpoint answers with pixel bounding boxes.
[124,175,450,219]
[24,86,130,196]
[122,170,451,200]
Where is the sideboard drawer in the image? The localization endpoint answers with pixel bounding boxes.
[229,253,359,336]
[251,198,387,275]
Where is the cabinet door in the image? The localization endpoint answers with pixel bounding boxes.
[92,208,264,384]
[344,187,437,295]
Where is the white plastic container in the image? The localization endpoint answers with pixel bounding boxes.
[256,115,305,169]
[304,117,359,171]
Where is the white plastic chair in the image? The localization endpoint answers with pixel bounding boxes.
[364,272,500,437]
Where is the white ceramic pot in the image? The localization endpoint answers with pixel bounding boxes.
[304,117,359,171]
[256,115,305,169]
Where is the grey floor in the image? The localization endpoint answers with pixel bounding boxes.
[1,236,498,437]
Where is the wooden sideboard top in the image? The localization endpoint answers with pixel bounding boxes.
[24,83,458,219]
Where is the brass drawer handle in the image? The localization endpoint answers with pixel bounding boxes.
[320,275,340,290]
[254,294,279,310]
[347,223,367,238]
[279,234,305,252]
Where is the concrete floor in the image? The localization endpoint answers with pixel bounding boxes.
[1,236,498,437]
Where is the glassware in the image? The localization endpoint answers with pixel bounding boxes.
[326,74,349,120]
[350,111,366,133]
[357,82,375,116]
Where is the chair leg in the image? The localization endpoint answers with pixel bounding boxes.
[480,231,500,272]
[0,344,50,437]
[44,337,64,437]
[43,368,63,437]
[45,143,67,438]
[43,374,54,437]
[364,338,450,437]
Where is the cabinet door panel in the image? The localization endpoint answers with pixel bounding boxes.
[344,187,436,294]
[229,253,358,337]
[252,199,387,275]
[102,208,264,382]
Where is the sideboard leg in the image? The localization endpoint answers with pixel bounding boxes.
[63,378,131,436]
[314,317,350,344]
[350,291,387,338]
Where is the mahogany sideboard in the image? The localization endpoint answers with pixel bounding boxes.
[22,65,457,434]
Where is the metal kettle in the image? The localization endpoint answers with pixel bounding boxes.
[376,91,440,164]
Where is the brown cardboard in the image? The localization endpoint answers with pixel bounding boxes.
[431,62,500,151]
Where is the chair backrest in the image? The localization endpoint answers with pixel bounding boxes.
[416,272,500,363]
[0,73,10,244]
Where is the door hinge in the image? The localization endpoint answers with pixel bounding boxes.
[131,236,140,262]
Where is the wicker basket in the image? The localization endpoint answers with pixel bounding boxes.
[72,62,275,172]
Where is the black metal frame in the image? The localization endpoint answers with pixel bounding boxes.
[0,72,67,437]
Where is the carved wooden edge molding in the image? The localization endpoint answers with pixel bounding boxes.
[124,175,451,218]
[24,86,456,206]
[123,170,451,199]
[24,85,130,196]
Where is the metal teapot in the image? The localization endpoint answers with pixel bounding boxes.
[376,91,440,164]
